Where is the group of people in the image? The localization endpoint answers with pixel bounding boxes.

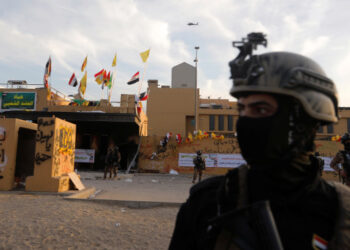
[169,33,350,249]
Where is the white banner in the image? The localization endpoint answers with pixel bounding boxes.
[178,153,245,168]
[217,154,246,168]
[322,157,334,172]
[75,149,95,163]
[178,154,334,170]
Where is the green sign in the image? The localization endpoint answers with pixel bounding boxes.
[1,92,36,110]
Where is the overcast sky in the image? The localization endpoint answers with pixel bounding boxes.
[0,0,349,105]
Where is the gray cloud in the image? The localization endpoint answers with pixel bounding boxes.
[0,0,349,105]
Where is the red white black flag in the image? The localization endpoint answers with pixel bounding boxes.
[127,71,139,85]
[139,91,148,101]
[68,73,78,87]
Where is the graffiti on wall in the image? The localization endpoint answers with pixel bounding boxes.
[0,127,8,177]
[53,125,74,175]
[138,135,243,173]
[35,118,53,165]
[58,126,73,154]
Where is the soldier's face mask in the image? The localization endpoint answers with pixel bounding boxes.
[236,116,291,166]
[236,95,316,166]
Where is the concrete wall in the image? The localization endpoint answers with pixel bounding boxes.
[138,136,241,174]
[0,119,37,191]
[138,136,345,175]
[26,117,76,192]
[171,62,195,88]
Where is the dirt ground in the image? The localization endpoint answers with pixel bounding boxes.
[0,194,178,250]
[0,170,342,249]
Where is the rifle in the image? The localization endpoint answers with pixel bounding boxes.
[209,200,284,250]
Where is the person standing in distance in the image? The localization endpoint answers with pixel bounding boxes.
[169,33,350,250]
[331,133,350,186]
[192,150,206,184]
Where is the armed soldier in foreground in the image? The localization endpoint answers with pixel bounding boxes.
[169,33,350,249]
[331,133,350,186]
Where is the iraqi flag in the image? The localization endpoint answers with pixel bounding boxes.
[137,101,142,115]
[68,73,78,87]
[127,72,139,85]
[312,234,328,250]
[139,91,148,101]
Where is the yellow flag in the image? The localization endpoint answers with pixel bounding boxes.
[80,71,87,95]
[46,86,51,101]
[140,49,150,63]
[112,54,117,67]
[188,133,193,142]
[81,56,87,72]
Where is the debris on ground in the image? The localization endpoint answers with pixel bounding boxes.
[169,169,179,175]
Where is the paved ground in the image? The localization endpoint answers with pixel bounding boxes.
[78,170,207,204]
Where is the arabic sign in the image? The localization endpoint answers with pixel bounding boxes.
[178,153,246,168]
[179,153,335,171]
[75,149,95,163]
[1,92,36,110]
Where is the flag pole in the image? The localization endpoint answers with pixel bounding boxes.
[138,58,150,114]
[108,66,117,104]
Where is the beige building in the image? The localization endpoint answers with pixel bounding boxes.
[147,79,350,139]
[171,62,196,89]
[147,80,237,137]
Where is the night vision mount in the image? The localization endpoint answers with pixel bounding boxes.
[232,32,267,59]
[229,32,268,79]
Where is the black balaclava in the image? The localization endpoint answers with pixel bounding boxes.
[237,95,317,166]
[236,95,319,200]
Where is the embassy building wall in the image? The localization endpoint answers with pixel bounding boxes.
[146,80,350,140]
[147,80,238,137]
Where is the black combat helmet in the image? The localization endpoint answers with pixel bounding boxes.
[341,133,350,144]
[229,33,338,125]
[197,150,202,155]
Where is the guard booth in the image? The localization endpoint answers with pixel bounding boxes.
[26,117,79,192]
[0,118,37,191]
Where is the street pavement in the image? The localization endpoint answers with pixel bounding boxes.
[78,171,208,204]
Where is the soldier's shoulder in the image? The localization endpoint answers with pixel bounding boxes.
[328,182,350,209]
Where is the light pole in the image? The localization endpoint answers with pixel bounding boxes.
[187,22,199,132]
[194,46,199,131]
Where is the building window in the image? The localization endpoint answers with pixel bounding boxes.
[218,115,224,131]
[317,126,323,134]
[209,115,215,131]
[228,115,233,131]
[327,124,334,134]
